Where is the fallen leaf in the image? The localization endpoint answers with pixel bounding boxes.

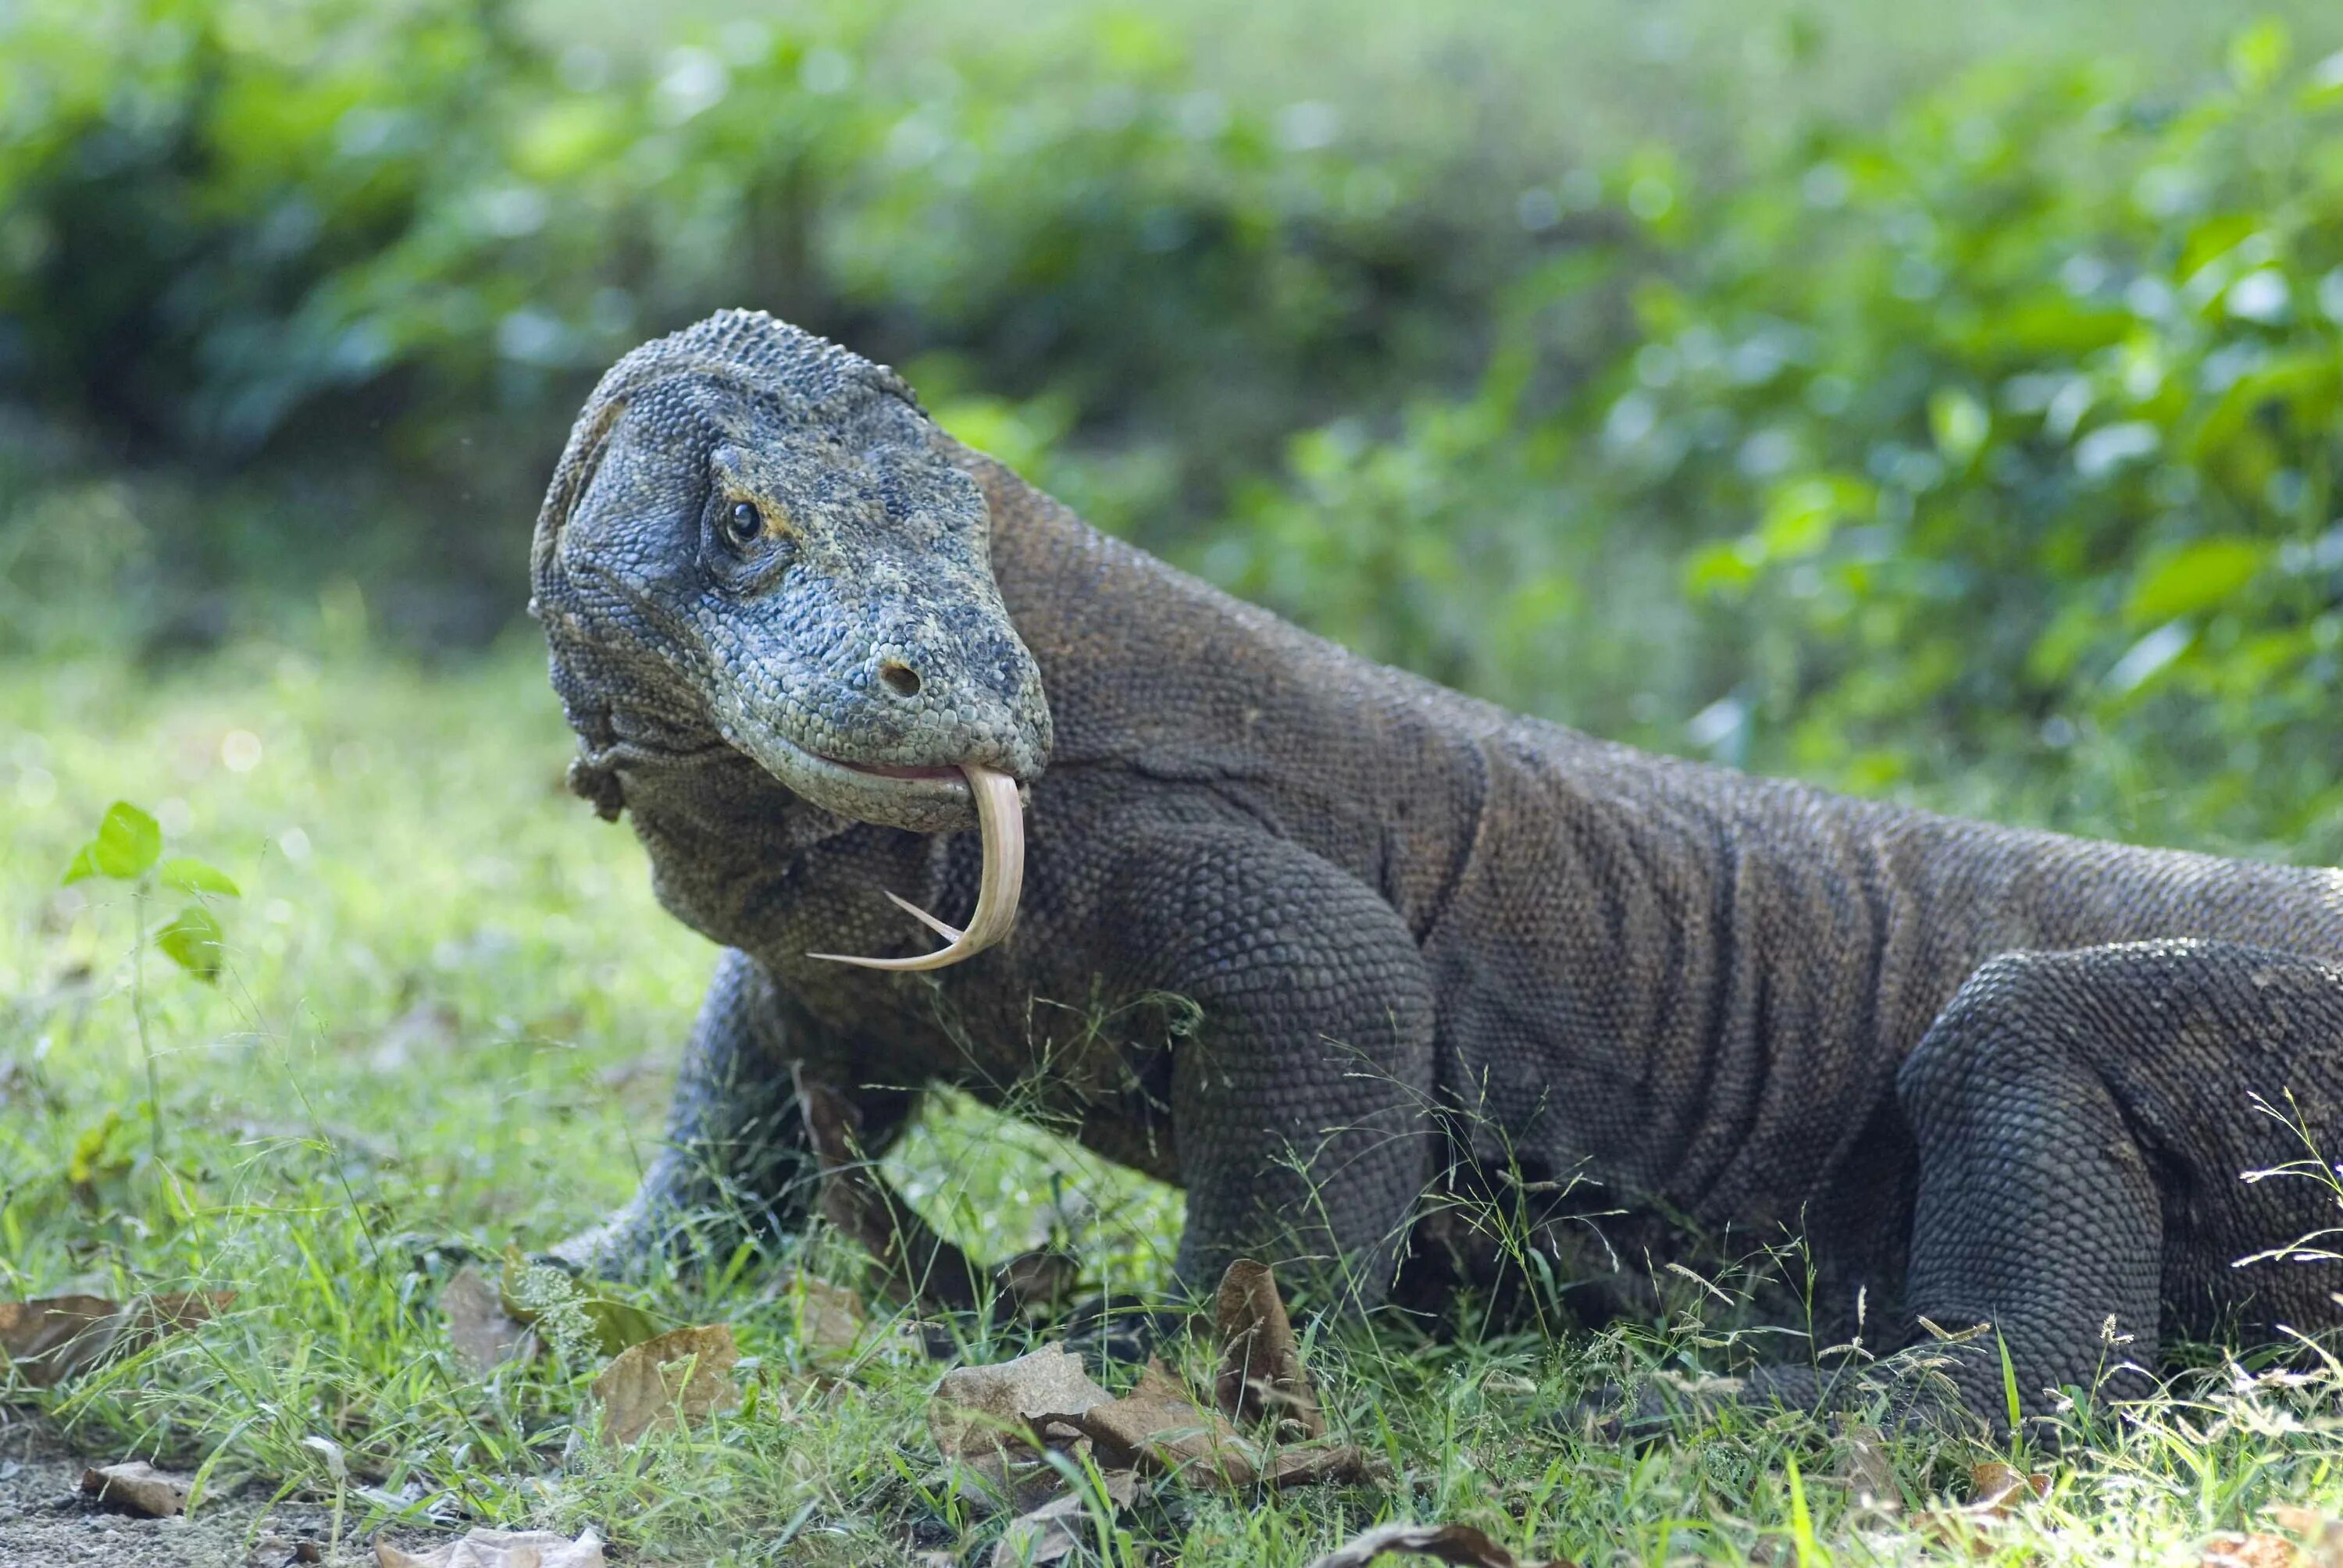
[1212,1259,1325,1439]
[2273,1509,2343,1568]
[3,1295,122,1387]
[1833,1424,1896,1513]
[933,1345,1388,1496]
[1258,1441,1395,1489]
[2,1291,228,1388]
[931,1344,1114,1465]
[2205,1536,2303,1568]
[498,1255,661,1357]
[990,1472,1140,1567]
[80,1460,189,1517]
[373,1529,605,1567]
[775,1272,865,1357]
[1063,1360,1389,1491]
[1064,1360,1256,1483]
[591,1324,740,1448]
[1966,1460,2048,1516]
[1301,1520,1577,1568]
[1917,1460,2053,1554]
[442,1267,535,1374]
[144,1291,230,1331]
[945,1452,1086,1520]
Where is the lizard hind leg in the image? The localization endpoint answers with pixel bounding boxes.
[1893,940,2343,1431]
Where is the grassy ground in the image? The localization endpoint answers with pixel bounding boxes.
[6,632,2343,1565]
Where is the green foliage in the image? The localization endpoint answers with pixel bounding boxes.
[60,797,240,982]
[153,902,227,982]
[1223,24,2343,857]
[1614,33,2343,851]
[62,800,161,884]
[501,1251,664,1359]
[5,1,2343,859]
[0,0,1507,602]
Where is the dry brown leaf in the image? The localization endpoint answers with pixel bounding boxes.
[1062,1360,1389,1491]
[776,1272,865,1356]
[947,1450,1089,1520]
[1833,1424,1896,1513]
[374,1529,605,1567]
[590,1324,740,1448]
[145,1291,230,1331]
[2,1291,228,1388]
[1966,1460,2049,1516]
[2206,1536,2304,1568]
[442,1267,535,1374]
[3,1294,121,1387]
[989,1472,1140,1567]
[1301,1520,1577,1568]
[1064,1360,1256,1483]
[2273,1509,2343,1568]
[1213,1259,1325,1440]
[80,1460,189,1517]
[930,1344,1114,1465]
[1259,1441,1396,1489]
[1917,1460,2053,1555]
[933,1345,1386,1496]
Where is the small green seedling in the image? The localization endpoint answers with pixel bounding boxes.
[62,800,240,982]
[62,800,242,1167]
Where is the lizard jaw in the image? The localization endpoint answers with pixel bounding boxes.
[715,724,1029,969]
[806,763,1025,971]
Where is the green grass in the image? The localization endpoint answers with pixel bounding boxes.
[7,635,2343,1565]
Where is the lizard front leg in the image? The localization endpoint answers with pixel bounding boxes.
[1098,825,1439,1312]
[553,947,915,1276]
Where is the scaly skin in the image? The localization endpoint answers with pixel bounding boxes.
[534,310,2343,1427]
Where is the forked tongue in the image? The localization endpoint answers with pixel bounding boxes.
[807,764,1024,971]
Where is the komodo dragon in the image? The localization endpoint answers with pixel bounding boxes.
[531,308,2343,1427]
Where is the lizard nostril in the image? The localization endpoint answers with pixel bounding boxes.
[878,659,922,697]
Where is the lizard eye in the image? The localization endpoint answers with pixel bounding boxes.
[724,500,766,548]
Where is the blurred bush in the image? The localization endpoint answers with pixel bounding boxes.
[0,0,1519,640]
[1213,21,2343,855]
[4,2,2343,854]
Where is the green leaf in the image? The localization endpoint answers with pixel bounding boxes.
[1997,1330,2024,1434]
[1785,1456,1820,1568]
[579,1296,665,1356]
[61,843,102,886]
[1928,388,1990,465]
[498,1254,664,1356]
[1758,475,1874,561]
[2125,539,2265,625]
[155,903,227,983]
[159,858,241,899]
[90,801,162,881]
[1684,541,1760,600]
[2228,17,2291,94]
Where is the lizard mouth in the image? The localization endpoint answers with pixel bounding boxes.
[832,759,964,782]
[806,761,1025,971]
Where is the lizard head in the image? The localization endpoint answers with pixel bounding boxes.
[531,309,1050,840]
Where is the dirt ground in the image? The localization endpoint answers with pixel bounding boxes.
[0,1414,414,1568]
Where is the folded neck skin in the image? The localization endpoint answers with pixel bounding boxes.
[806,762,1025,971]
